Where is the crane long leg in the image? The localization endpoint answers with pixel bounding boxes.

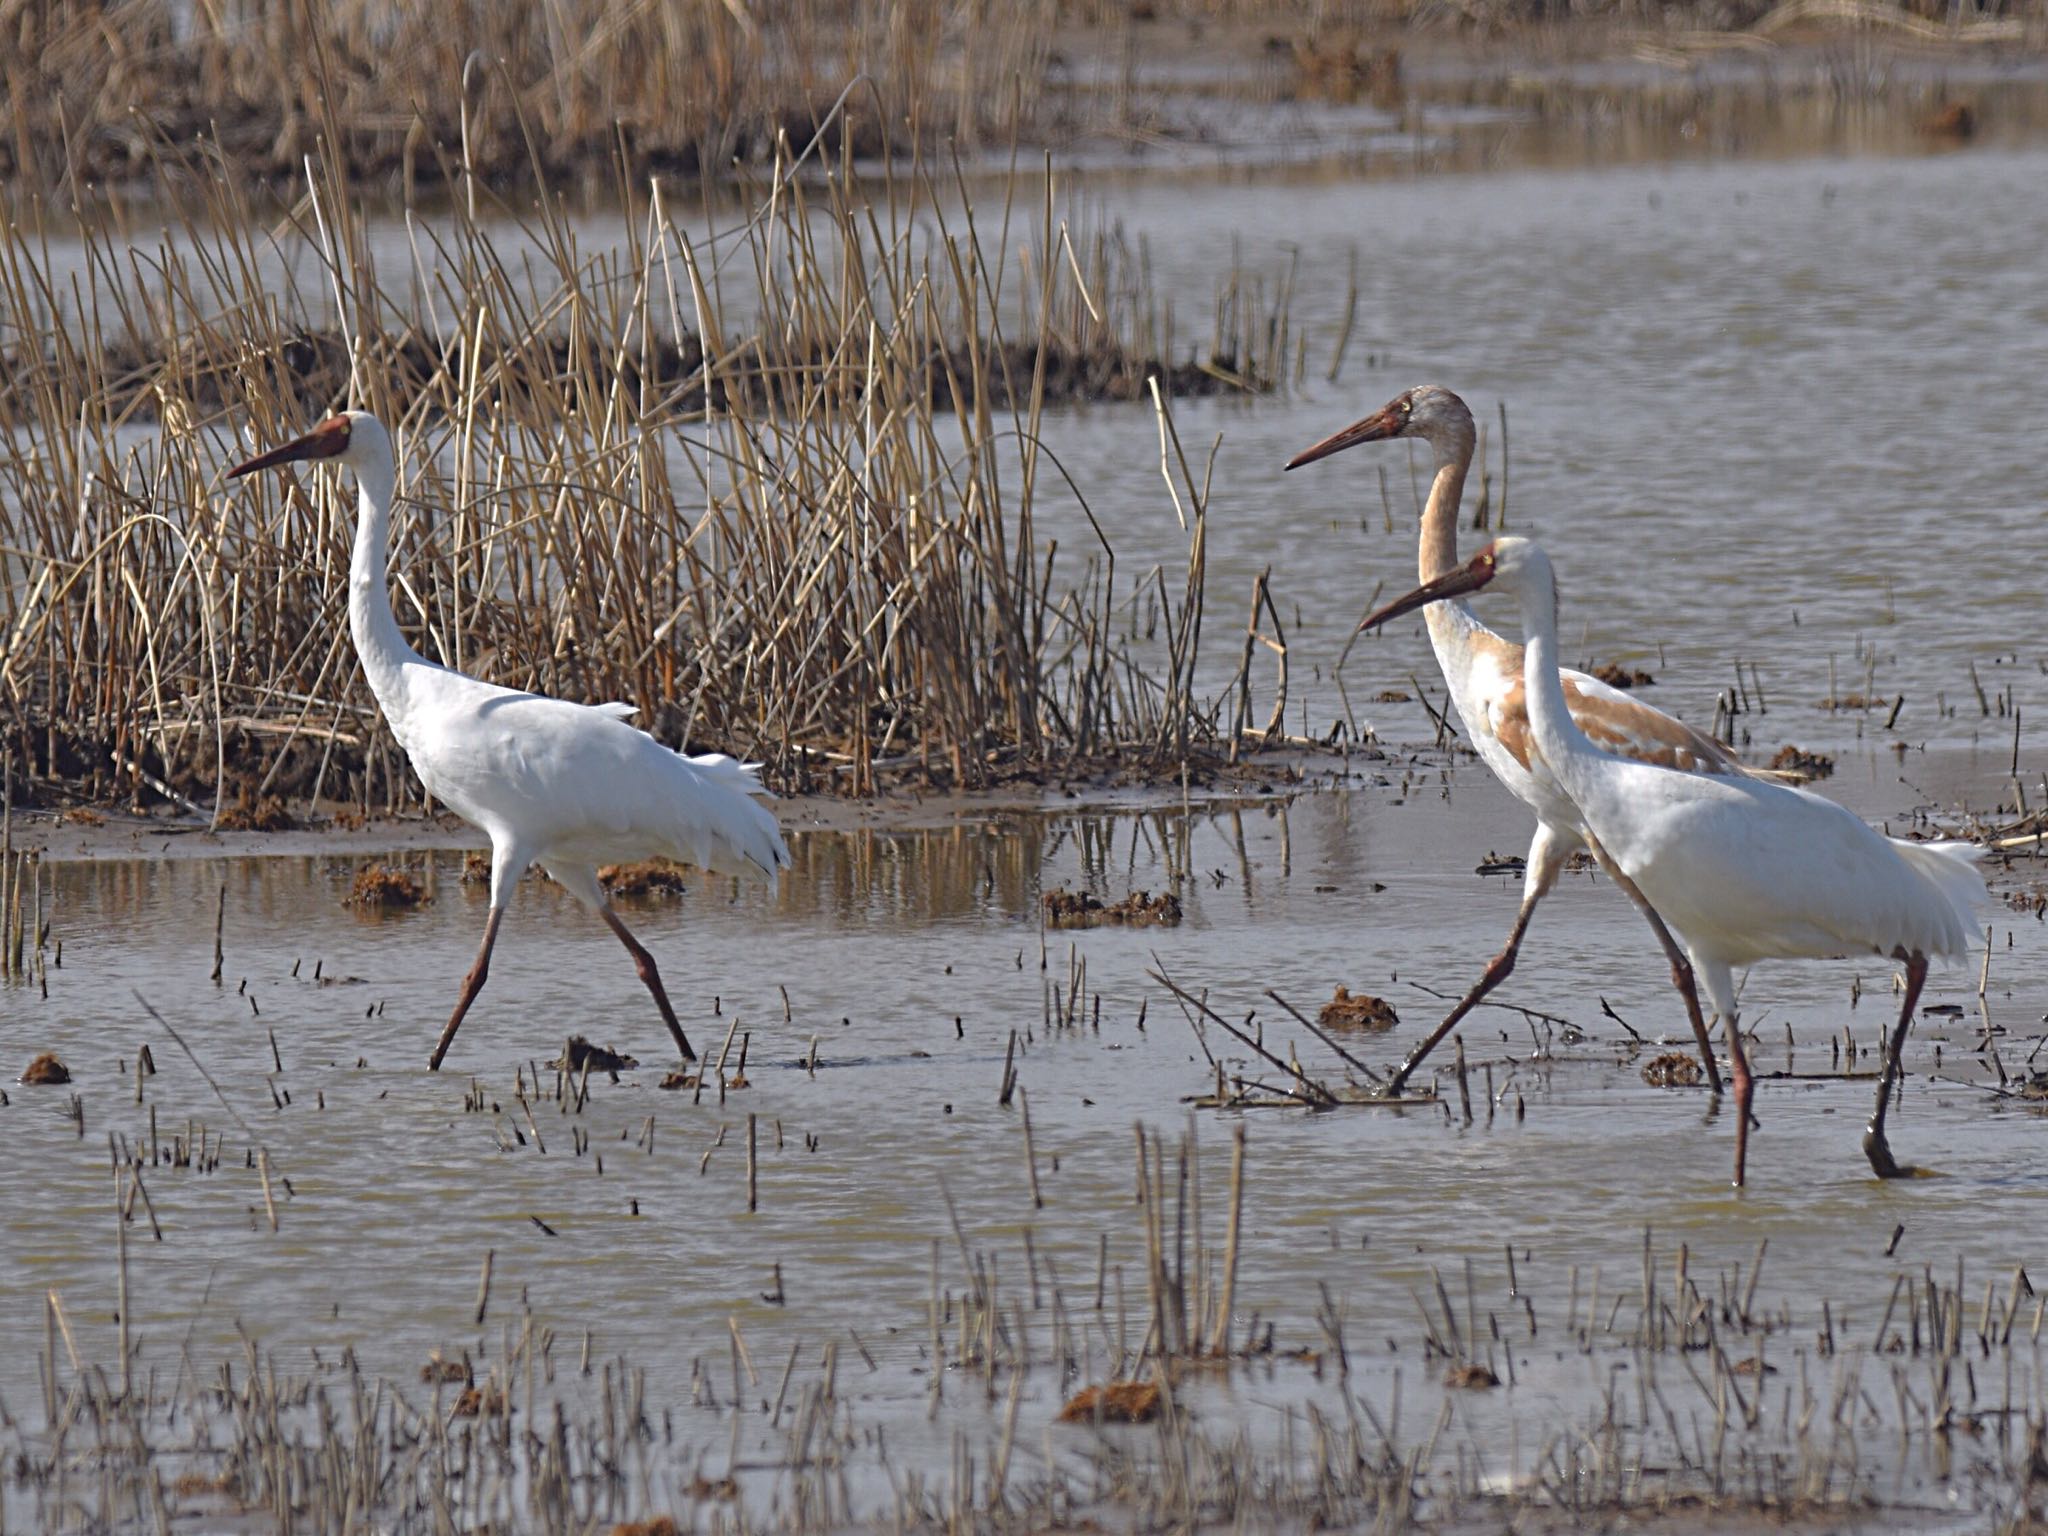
[600,905,698,1062]
[1863,950,1928,1179]
[1583,839,1724,1094]
[1385,897,1538,1097]
[430,907,505,1071]
[1724,1011,1754,1188]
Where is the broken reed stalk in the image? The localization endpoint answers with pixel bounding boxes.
[0,111,1299,810]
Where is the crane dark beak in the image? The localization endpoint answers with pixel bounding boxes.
[227,416,352,477]
[1284,404,1404,471]
[1357,555,1496,634]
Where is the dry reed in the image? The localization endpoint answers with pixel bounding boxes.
[0,98,1304,815]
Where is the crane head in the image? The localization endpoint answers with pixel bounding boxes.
[1284,385,1474,471]
[227,414,355,478]
[1355,538,1523,633]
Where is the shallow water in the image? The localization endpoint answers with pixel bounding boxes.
[5,747,2045,1522]
[1014,142,2048,770]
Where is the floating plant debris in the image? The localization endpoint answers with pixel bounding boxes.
[1043,888,1182,928]
[547,1037,639,1077]
[1589,662,1654,690]
[599,859,695,899]
[1059,1380,1162,1423]
[1444,1362,1501,1389]
[1642,1053,1705,1087]
[1769,744,1836,779]
[345,866,427,910]
[1317,987,1399,1031]
[18,1052,69,1085]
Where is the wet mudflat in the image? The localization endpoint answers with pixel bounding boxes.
[5,746,2045,1529]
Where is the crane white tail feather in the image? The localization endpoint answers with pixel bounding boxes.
[1888,839,1991,962]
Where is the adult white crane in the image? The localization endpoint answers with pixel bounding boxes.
[1287,386,1750,1098]
[229,413,790,1071]
[1360,537,1986,1184]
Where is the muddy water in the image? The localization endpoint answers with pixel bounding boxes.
[5,748,2044,1518]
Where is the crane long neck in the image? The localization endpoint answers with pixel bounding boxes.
[1516,554,1598,788]
[1418,433,1473,584]
[347,445,427,712]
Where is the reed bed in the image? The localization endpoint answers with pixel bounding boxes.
[0,123,1309,814]
[14,0,2042,208]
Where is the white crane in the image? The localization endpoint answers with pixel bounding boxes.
[230,413,790,1070]
[1288,386,1754,1097]
[1360,537,1986,1184]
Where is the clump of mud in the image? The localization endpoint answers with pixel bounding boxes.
[1642,1053,1705,1088]
[1589,662,1654,690]
[216,788,297,831]
[19,1052,70,1085]
[1043,887,1182,928]
[547,1037,638,1077]
[1373,688,1412,703]
[1769,744,1835,779]
[1444,1362,1500,1389]
[345,865,427,910]
[1317,987,1399,1031]
[1059,1380,1162,1423]
[599,859,695,899]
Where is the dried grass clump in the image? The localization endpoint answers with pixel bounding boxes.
[1044,888,1184,928]
[1059,1380,1162,1423]
[1643,1052,1705,1087]
[1317,987,1399,1031]
[345,866,427,910]
[1444,1362,1501,1389]
[419,1355,470,1385]
[0,119,1301,812]
[19,1052,71,1085]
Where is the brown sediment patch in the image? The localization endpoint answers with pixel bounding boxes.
[599,859,695,899]
[345,865,427,910]
[1044,888,1183,928]
[1317,987,1399,1031]
[1059,1380,1162,1423]
[1769,745,1836,779]
[1643,1053,1705,1087]
[216,788,297,832]
[1589,662,1654,690]
[547,1037,639,1077]
[19,1052,70,1085]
